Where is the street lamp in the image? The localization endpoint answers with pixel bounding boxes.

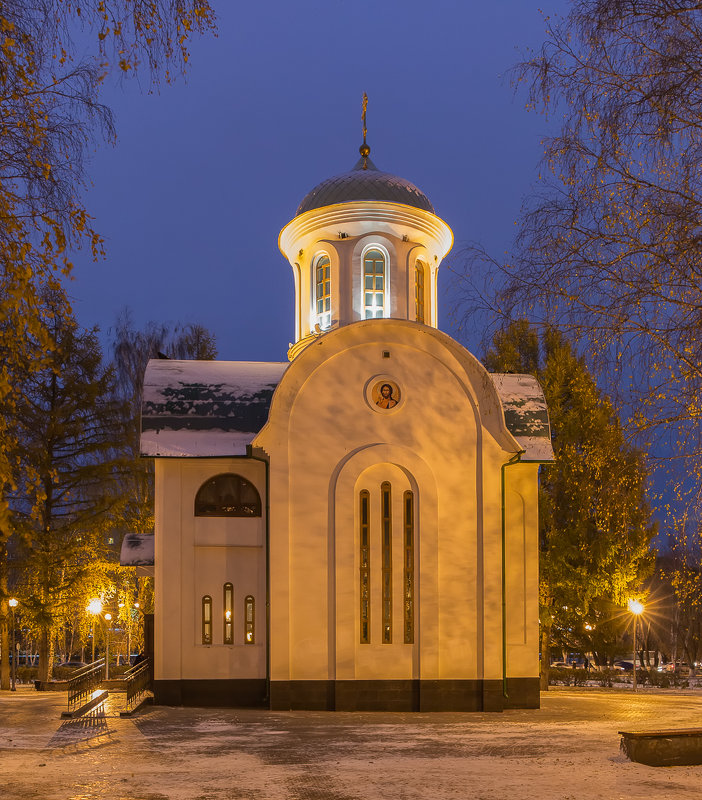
[628,598,645,691]
[133,602,141,665]
[87,599,103,663]
[104,613,112,680]
[8,598,18,692]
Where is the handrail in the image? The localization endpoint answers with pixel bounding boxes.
[123,660,146,678]
[124,659,150,712]
[66,659,105,712]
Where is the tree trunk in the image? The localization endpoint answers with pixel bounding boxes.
[0,544,9,690]
[0,601,8,691]
[68,623,75,660]
[38,626,50,682]
[540,623,551,691]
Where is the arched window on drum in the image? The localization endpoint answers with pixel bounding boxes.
[314,253,331,330]
[363,248,387,319]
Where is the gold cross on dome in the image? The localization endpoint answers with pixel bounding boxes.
[360,92,370,166]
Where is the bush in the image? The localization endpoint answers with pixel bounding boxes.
[669,672,689,688]
[595,669,617,688]
[634,668,648,686]
[53,666,88,681]
[645,670,671,688]
[547,667,568,685]
[16,666,39,684]
[571,668,589,686]
[547,667,590,686]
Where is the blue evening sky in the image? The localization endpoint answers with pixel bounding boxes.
[68,0,569,362]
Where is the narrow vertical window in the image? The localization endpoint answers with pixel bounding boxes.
[359,490,371,644]
[414,261,425,323]
[364,249,386,319]
[315,254,331,329]
[244,596,255,644]
[223,583,233,644]
[381,482,392,643]
[202,595,212,645]
[403,491,415,644]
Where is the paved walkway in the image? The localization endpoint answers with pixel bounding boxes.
[1,685,702,799]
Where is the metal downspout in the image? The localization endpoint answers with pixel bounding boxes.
[248,446,271,705]
[501,452,522,700]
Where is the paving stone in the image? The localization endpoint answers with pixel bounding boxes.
[1,686,702,799]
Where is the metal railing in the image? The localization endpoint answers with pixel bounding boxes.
[124,659,151,712]
[66,659,105,713]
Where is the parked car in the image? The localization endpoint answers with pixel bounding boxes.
[613,660,634,671]
[550,661,570,668]
[657,662,676,672]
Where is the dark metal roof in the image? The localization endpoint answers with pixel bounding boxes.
[490,374,554,462]
[120,533,155,567]
[141,360,288,457]
[296,156,434,216]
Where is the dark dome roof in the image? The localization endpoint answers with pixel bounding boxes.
[296,156,434,216]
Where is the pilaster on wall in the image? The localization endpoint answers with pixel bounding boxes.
[504,462,540,679]
[154,461,184,681]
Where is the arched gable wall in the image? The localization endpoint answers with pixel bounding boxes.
[259,320,518,687]
[258,319,521,455]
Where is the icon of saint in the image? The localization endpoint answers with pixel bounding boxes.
[376,383,398,409]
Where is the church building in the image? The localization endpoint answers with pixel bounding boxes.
[138,138,554,711]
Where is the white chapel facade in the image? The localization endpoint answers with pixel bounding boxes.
[138,143,553,711]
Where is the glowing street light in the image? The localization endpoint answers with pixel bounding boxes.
[628,598,645,691]
[87,599,103,662]
[628,598,644,616]
[8,598,18,692]
[87,598,103,615]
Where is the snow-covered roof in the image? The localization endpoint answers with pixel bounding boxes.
[141,360,288,457]
[140,360,553,463]
[490,374,554,462]
[120,533,155,566]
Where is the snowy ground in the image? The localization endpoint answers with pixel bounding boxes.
[2,685,702,799]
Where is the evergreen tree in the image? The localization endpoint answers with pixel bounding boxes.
[485,321,656,686]
[9,301,126,681]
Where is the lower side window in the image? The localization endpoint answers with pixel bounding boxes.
[202,595,212,645]
[244,596,255,644]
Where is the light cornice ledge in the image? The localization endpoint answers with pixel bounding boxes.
[279,201,453,261]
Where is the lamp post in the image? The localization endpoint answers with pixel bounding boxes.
[133,602,140,665]
[628,598,645,691]
[8,598,18,692]
[87,598,103,663]
[119,602,127,666]
[104,613,112,680]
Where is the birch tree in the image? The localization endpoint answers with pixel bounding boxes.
[0,0,214,689]
[110,311,217,533]
[458,1,702,508]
